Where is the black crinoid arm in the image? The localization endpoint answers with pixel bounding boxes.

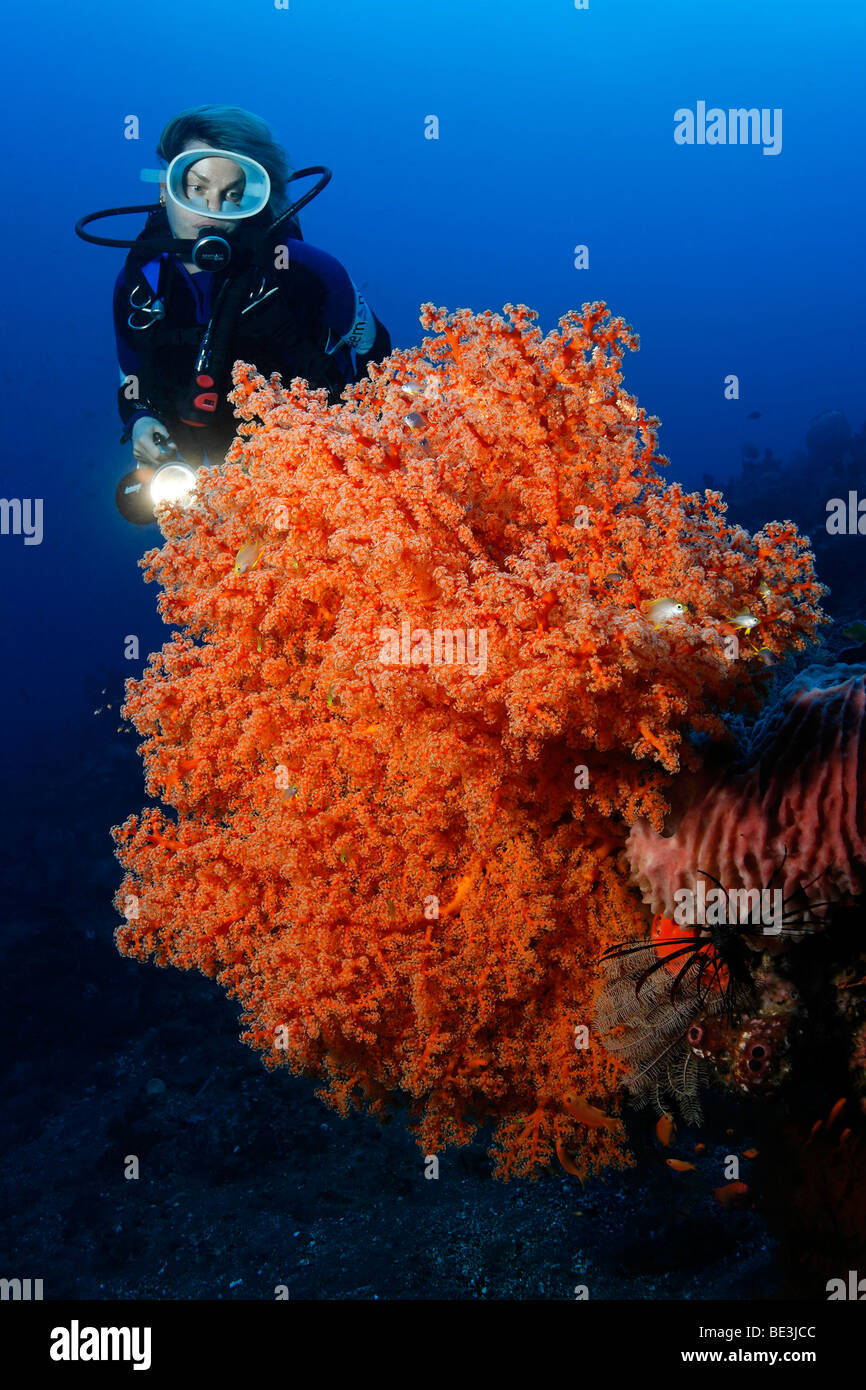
[596,920,756,1123]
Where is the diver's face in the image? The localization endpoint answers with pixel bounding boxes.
[162,143,245,240]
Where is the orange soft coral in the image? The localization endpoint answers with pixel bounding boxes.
[113,302,825,1179]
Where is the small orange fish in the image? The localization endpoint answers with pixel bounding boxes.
[655,1113,676,1148]
[666,1158,696,1172]
[562,1096,620,1132]
[714,1181,750,1209]
[440,865,479,917]
[639,722,668,759]
[742,1148,759,1159]
[555,1138,583,1179]
[694,1142,707,1155]
[144,829,182,853]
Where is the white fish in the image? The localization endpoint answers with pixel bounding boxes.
[641,597,687,627]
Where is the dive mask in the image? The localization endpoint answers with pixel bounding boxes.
[143,147,271,221]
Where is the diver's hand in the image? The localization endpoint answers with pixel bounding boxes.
[132,416,180,466]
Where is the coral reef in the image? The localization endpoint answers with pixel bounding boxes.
[113,301,825,1179]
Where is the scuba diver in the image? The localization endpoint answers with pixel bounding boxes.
[76,105,391,522]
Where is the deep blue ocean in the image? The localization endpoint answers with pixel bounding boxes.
[2,0,865,1330]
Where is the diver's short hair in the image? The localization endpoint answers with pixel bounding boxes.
[156,105,294,217]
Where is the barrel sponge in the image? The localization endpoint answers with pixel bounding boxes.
[626,665,866,918]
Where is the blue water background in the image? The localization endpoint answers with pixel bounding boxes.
[4,0,864,754]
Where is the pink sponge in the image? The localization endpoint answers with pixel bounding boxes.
[626,665,866,920]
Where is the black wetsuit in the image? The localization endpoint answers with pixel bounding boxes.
[114,209,390,465]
